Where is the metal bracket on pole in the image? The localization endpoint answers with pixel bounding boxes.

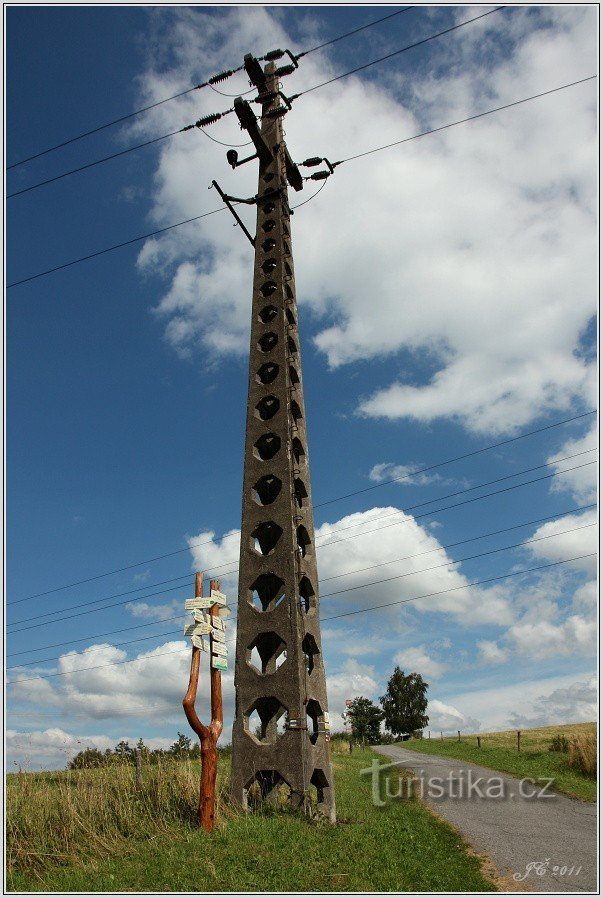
[211,180,256,248]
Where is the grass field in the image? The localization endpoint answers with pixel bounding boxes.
[7,748,495,893]
[402,722,596,802]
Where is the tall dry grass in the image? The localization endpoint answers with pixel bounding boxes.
[567,734,597,777]
[6,758,232,877]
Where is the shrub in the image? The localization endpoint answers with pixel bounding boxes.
[567,735,597,777]
[549,734,570,753]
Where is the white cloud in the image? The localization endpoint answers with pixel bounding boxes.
[394,645,448,680]
[128,7,596,437]
[369,462,446,488]
[8,640,236,728]
[509,674,597,728]
[126,599,183,620]
[525,509,597,574]
[502,613,595,662]
[441,671,596,732]
[572,579,597,610]
[547,422,598,504]
[426,699,480,735]
[476,639,509,666]
[6,727,174,773]
[325,658,380,730]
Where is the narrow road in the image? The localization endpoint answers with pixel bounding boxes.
[373,744,597,892]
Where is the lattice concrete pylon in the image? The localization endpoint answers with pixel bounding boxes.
[230,63,336,822]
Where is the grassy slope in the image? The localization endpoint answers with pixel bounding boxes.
[401,722,596,802]
[7,749,494,893]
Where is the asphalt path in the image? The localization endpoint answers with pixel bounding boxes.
[373,744,597,892]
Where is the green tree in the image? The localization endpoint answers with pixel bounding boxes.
[68,747,106,769]
[169,732,192,759]
[346,696,384,745]
[114,740,134,762]
[380,667,429,737]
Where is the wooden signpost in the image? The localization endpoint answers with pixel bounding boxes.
[182,572,227,833]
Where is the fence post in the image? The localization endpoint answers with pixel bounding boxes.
[457,730,461,742]
[477,736,481,749]
[135,747,142,790]
[517,730,521,752]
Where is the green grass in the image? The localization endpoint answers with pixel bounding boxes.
[7,750,495,892]
[402,722,596,802]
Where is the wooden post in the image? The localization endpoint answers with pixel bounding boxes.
[440,731,443,740]
[477,736,481,749]
[135,747,142,790]
[428,730,431,740]
[457,730,461,742]
[517,730,521,752]
[182,573,224,832]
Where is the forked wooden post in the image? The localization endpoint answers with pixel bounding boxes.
[182,572,224,832]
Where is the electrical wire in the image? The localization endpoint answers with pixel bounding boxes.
[7,129,185,199]
[197,128,253,148]
[321,554,596,623]
[7,521,596,671]
[336,75,598,165]
[8,75,595,290]
[7,553,594,685]
[7,206,228,289]
[316,410,596,508]
[6,502,596,661]
[7,86,205,170]
[9,412,595,604]
[8,7,416,170]
[7,457,595,632]
[295,6,505,98]
[297,7,415,58]
[290,178,328,209]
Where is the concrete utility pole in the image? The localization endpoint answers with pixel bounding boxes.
[229,60,335,821]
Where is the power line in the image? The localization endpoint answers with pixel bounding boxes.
[6,502,596,661]
[336,75,598,164]
[321,554,596,622]
[6,615,186,659]
[7,459,595,633]
[7,128,186,199]
[7,7,415,171]
[316,410,596,507]
[8,8,501,202]
[294,6,505,98]
[7,206,228,289]
[7,521,595,671]
[9,414,595,604]
[297,7,415,59]
[7,553,594,685]
[8,75,595,289]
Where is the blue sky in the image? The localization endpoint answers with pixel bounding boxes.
[6,4,597,770]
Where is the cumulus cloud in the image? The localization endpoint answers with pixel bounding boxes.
[6,727,174,772]
[8,640,236,728]
[426,699,480,734]
[369,462,449,488]
[325,658,380,728]
[129,6,596,437]
[524,509,597,574]
[547,422,598,504]
[509,674,597,728]
[476,639,510,665]
[394,645,448,680]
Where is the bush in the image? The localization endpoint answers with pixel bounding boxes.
[378,732,395,744]
[549,734,570,753]
[567,735,596,777]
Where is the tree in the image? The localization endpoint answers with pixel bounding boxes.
[114,740,134,762]
[68,747,106,769]
[380,668,429,737]
[169,732,192,759]
[345,696,384,746]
